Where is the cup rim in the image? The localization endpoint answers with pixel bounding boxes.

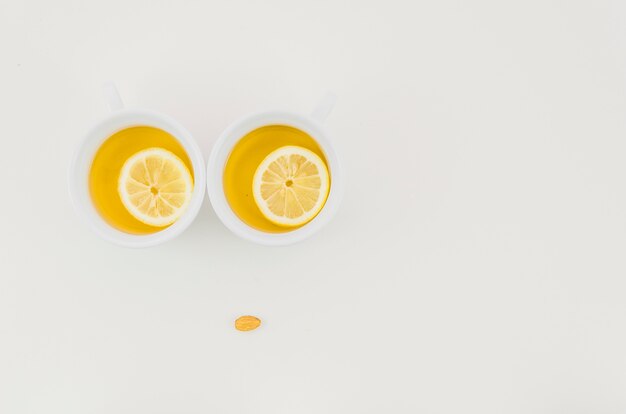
[206,110,344,246]
[69,108,206,248]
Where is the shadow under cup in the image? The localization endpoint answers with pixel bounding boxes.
[223,124,330,233]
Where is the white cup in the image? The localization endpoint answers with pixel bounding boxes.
[207,93,344,246]
[68,83,206,248]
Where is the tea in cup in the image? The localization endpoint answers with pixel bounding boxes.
[207,94,343,245]
[69,84,206,247]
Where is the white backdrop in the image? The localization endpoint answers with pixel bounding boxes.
[2,0,626,413]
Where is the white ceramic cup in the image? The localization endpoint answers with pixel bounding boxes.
[207,93,344,246]
[69,83,206,248]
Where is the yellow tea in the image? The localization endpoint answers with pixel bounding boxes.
[223,125,329,233]
[89,126,194,234]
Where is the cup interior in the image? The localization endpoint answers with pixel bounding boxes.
[207,111,343,246]
[69,109,205,247]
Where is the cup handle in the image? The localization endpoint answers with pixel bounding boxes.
[310,92,337,124]
[103,81,124,112]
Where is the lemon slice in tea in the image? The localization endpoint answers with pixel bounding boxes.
[118,147,193,227]
[252,145,330,227]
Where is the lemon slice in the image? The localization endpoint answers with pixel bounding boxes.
[118,148,193,227]
[253,145,330,227]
